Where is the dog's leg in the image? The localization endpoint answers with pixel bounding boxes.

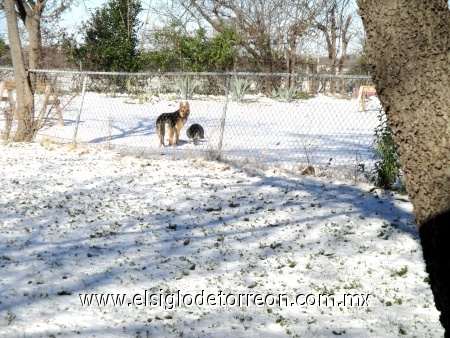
[174,130,180,146]
[172,130,179,147]
[157,122,165,147]
[169,128,176,147]
[175,125,183,145]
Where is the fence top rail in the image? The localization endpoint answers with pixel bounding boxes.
[0,67,373,80]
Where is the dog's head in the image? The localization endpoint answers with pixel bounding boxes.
[179,102,190,118]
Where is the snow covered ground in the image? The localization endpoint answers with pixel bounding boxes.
[33,91,382,178]
[0,141,444,337]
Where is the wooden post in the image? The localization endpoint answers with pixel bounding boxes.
[36,83,64,126]
[1,81,16,110]
[1,81,64,125]
[0,81,16,140]
[355,85,376,112]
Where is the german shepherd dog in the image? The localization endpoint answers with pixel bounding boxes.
[186,123,204,146]
[156,102,190,147]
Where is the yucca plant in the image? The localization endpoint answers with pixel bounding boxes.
[228,77,252,102]
[178,76,198,100]
[269,87,279,99]
[277,86,300,102]
[269,85,301,102]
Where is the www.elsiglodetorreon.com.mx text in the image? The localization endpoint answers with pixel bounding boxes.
[79,290,371,309]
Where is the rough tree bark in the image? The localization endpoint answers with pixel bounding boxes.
[16,0,44,86]
[4,0,36,142]
[357,0,450,335]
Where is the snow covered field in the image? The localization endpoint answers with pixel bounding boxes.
[0,141,444,337]
[33,91,382,178]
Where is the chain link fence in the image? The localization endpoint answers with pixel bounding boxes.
[0,68,382,178]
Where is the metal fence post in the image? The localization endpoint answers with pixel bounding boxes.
[217,74,230,161]
[72,75,87,145]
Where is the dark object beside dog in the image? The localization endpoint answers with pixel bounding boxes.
[186,124,205,145]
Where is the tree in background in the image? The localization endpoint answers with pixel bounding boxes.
[143,21,238,72]
[357,0,450,334]
[347,49,370,75]
[182,0,323,75]
[2,0,74,141]
[2,0,75,82]
[315,0,354,92]
[0,37,9,57]
[39,16,73,69]
[65,0,143,72]
[4,0,34,142]
[0,36,11,65]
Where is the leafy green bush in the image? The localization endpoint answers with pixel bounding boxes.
[142,24,238,73]
[64,0,143,73]
[0,37,9,58]
[371,110,402,189]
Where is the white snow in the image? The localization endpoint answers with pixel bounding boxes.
[0,140,444,337]
[0,92,444,337]
[35,92,382,178]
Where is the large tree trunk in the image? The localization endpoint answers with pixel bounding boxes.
[4,0,36,142]
[16,0,45,86]
[357,0,450,334]
[25,14,43,86]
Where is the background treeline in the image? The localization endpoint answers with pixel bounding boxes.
[0,0,369,75]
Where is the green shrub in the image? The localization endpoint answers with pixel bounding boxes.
[142,25,238,72]
[371,110,402,189]
[64,0,143,73]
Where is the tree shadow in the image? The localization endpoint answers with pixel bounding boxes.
[0,153,440,337]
